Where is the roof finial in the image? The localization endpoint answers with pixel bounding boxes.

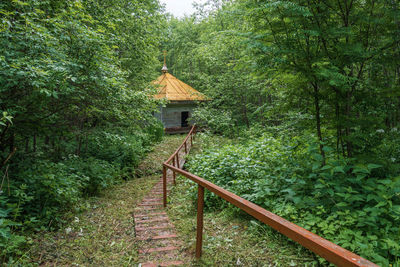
[162,50,168,73]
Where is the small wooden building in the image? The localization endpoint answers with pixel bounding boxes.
[152,59,207,133]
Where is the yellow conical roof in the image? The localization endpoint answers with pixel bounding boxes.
[153,72,207,101]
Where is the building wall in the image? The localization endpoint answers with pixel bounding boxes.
[154,103,196,128]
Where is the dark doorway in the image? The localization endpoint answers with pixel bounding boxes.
[181,111,189,127]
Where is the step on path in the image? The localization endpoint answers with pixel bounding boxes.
[134,150,188,267]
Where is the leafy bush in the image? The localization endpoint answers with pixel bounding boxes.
[0,125,163,263]
[191,106,235,137]
[64,156,119,195]
[85,132,145,169]
[9,159,89,224]
[0,195,27,264]
[374,128,400,175]
[187,133,400,266]
[145,120,164,144]
[0,157,119,263]
[85,126,163,170]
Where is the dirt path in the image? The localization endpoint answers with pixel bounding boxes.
[29,135,185,266]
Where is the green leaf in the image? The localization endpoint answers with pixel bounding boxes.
[332,166,345,173]
[367,164,382,170]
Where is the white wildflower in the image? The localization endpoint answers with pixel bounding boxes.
[65,227,72,234]
[74,217,79,223]
[78,228,83,236]
[376,129,385,133]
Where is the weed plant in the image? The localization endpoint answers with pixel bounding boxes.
[187,131,400,266]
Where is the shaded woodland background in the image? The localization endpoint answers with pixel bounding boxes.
[0,0,399,265]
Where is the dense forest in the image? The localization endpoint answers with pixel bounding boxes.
[1,0,399,266]
[0,0,165,263]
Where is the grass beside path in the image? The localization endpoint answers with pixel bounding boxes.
[166,133,318,266]
[27,133,316,266]
[27,134,184,266]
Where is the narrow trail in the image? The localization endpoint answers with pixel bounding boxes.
[29,134,318,266]
[29,135,186,266]
[134,144,188,266]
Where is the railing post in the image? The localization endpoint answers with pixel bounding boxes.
[184,141,187,154]
[196,185,204,258]
[176,153,180,169]
[172,157,176,185]
[163,165,167,207]
[191,134,193,146]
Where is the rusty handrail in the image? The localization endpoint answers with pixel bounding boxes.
[162,126,378,267]
[164,125,196,165]
[162,125,196,207]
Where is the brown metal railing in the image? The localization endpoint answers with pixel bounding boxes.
[162,125,378,267]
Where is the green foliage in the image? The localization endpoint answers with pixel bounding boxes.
[244,0,400,158]
[0,0,398,264]
[86,131,146,169]
[191,106,235,137]
[166,4,400,263]
[0,0,165,263]
[64,156,119,196]
[0,196,26,263]
[0,112,12,128]
[163,1,267,130]
[11,160,90,222]
[187,133,400,265]
[145,120,165,144]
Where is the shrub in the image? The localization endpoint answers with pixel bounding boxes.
[64,156,119,195]
[187,133,400,266]
[144,120,164,144]
[8,159,89,225]
[0,127,161,263]
[85,131,146,168]
[190,106,235,137]
[0,195,27,264]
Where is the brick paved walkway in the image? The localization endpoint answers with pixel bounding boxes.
[134,152,187,267]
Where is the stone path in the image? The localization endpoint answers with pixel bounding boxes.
[134,151,187,266]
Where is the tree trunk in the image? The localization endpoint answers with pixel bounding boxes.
[242,95,250,128]
[25,138,29,153]
[335,90,342,157]
[45,136,50,145]
[313,84,325,164]
[258,95,264,126]
[33,135,37,152]
[345,90,353,157]
[9,132,14,153]
[76,135,81,156]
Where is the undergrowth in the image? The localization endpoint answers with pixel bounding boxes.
[166,132,317,266]
[0,127,171,266]
[185,131,400,266]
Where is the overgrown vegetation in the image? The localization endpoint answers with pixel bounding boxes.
[23,135,184,266]
[1,0,399,265]
[0,0,164,264]
[187,131,400,265]
[167,134,318,266]
[162,0,400,265]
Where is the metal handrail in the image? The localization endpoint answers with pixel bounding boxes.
[162,125,378,267]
